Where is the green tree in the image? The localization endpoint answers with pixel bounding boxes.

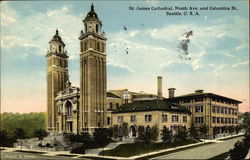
[93,128,112,148]
[189,125,198,139]
[122,122,129,137]
[176,125,188,140]
[34,129,48,146]
[242,112,250,134]
[212,126,220,138]
[111,125,119,140]
[161,126,172,144]
[137,126,145,142]
[199,125,209,141]
[150,125,159,142]
[0,130,8,148]
[14,128,26,149]
[229,140,248,160]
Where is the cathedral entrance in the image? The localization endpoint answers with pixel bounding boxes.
[130,125,137,137]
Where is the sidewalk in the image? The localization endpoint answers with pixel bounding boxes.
[1,133,244,160]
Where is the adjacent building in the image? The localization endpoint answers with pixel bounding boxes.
[165,89,241,137]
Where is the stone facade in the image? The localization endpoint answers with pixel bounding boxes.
[46,30,69,132]
[79,4,107,132]
[166,89,241,137]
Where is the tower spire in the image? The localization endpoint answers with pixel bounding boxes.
[91,3,94,11]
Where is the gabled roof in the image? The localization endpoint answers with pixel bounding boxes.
[113,99,190,114]
[107,92,121,99]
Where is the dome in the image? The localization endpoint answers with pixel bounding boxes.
[83,4,100,22]
[49,29,65,45]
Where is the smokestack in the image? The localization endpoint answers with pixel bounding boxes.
[168,88,176,98]
[157,76,162,100]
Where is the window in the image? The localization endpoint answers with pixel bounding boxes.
[221,117,224,124]
[212,106,216,113]
[172,115,179,122]
[221,107,224,114]
[217,107,220,113]
[107,117,111,125]
[225,118,228,124]
[183,99,190,103]
[224,108,228,114]
[145,114,152,122]
[59,45,61,52]
[234,110,237,115]
[195,117,204,124]
[130,115,136,122]
[97,42,100,51]
[183,116,187,123]
[217,117,220,123]
[117,116,123,123]
[229,118,231,124]
[80,42,83,52]
[232,118,234,124]
[96,24,99,33]
[116,103,119,108]
[195,106,203,112]
[212,117,216,123]
[109,102,113,110]
[162,114,167,122]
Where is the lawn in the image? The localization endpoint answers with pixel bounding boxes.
[99,139,197,157]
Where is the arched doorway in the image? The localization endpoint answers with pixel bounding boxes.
[130,125,137,137]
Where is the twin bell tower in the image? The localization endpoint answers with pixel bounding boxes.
[46,4,107,133]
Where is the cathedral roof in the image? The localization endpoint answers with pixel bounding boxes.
[113,99,190,114]
[49,29,65,46]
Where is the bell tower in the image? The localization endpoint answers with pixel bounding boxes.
[79,4,107,131]
[46,29,68,132]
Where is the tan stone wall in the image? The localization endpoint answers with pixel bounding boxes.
[112,110,191,131]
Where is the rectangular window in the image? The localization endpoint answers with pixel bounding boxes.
[212,117,216,123]
[145,114,152,122]
[221,117,224,124]
[195,106,203,112]
[130,115,136,122]
[195,117,204,124]
[183,116,187,123]
[221,107,224,114]
[162,114,167,122]
[117,116,123,123]
[217,107,220,113]
[235,118,238,124]
[217,117,220,123]
[224,108,227,114]
[184,99,190,103]
[172,115,179,122]
[229,118,231,124]
[232,118,234,124]
[212,106,216,113]
[225,118,228,124]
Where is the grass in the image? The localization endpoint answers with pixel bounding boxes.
[208,152,229,160]
[99,139,197,157]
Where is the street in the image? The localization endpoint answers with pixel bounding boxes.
[151,136,243,159]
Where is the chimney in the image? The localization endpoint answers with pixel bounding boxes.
[168,88,176,98]
[157,76,163,100]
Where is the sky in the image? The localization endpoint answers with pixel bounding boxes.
[1,0,249,113]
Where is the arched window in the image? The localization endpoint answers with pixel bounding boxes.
[85,24,87,32]
[65,101,72,116]
[96,24,99,33]
[107,117,111,125]
[59,45,61,52]
[110,102,113,110]
[97,42,100,51]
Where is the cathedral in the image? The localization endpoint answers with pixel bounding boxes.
[46,4,107,133]
[46,4,241,138]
